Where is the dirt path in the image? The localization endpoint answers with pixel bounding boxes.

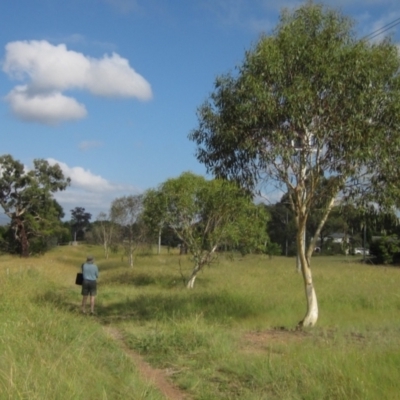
[104,326,191,400]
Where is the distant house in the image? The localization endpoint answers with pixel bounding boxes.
[326,233,349,244]
[323,232,351,254]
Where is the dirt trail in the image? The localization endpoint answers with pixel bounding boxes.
[104,326,191,400]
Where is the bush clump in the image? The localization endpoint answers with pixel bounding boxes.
[369,236,400,265]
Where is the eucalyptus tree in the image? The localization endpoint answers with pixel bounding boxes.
[189,3,400,326]
[141,189,167,254]
[0,154,70,257]
[111,194,145,267]
[92,212,119,259]
[70,206,92,242]
[143,172,269,288]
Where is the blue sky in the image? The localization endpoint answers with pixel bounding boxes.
[0,0,399,220]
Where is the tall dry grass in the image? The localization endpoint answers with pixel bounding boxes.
[1,245,400,399]
[0,246,164,400]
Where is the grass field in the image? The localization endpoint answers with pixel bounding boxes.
[1,245,400,399]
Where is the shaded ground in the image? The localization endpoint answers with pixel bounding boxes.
[104,326,191,400]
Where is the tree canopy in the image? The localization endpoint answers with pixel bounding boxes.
[70,206,92,241]
[189,2,400,326]
[0,154,70,256]
[143,172,269,288]
[111,195,146,267]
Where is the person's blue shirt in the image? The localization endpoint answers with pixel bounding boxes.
[82,261,99,281]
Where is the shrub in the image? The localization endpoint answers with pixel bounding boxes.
[369,236,400,265]
[265,242,282,257]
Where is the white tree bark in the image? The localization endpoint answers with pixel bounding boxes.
[186,275,197,289]
[103,240,109,259]
[298,222,318,327]
[129,250,133,267]
[186,246,218,289]
[158,227,161,255]
[299,262,318,327]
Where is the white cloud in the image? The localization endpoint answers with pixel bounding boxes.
[54,187,115,217]
[47,158,141,217]
[47,158,114,192]
[3,41,89,92]
[2,40,152,124]
[6,85,87,125]
[85,53,152,98]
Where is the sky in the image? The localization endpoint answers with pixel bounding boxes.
[0,0,399,221]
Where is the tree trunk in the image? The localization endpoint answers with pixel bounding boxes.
[158,227,161,255]
[308,197,336,261]
[129,250,133,267]
[187,274,197,289]
[103,240,109,259]
[298,259,318,327]
[19,221,29,258]
[297,223,318,327]
[187,264,201,289]
[186,247,218,289]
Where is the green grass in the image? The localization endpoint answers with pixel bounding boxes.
[1,246,400,399]
[0,251,164,400]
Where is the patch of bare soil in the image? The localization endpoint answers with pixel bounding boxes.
[241,327,311,354]
[104,326,191,400]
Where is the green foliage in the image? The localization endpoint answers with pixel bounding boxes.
[265,241,282,257]
[190,3,400,197]
[140,188,167,243]
[0,154,70,256]
[70,207,92,241]
[143,172,269,285]
[189,1,400,261]
[369,236,400,265]
[266,201,295,256]
[189,1,400,324]
[231,203,270,255]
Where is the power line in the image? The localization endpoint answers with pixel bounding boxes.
[361,16,400,41]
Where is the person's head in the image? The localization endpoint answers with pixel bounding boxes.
[87,255,94,263]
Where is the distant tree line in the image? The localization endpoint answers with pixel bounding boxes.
[265,195,400,257]
[0,154,399,269]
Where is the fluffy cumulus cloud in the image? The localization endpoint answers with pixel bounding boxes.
[6,86,87,124]
[48,158,115,192]
[47,158,140,217]
[2,40,152,125]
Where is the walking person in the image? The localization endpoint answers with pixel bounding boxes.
[81,255,99,314]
